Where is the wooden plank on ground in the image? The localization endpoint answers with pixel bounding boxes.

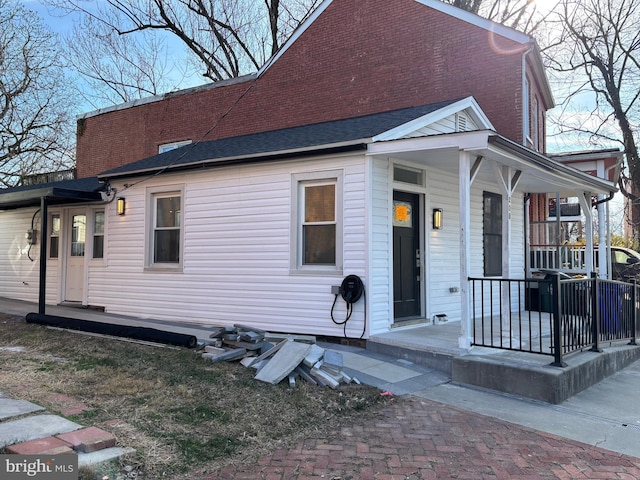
[255,341,311,385]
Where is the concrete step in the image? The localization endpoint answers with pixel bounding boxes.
[366,339,457,374]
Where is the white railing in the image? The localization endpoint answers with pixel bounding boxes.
[530,245,588,274]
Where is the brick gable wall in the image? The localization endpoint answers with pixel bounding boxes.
[76,0,542,178]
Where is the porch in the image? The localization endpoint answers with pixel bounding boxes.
[369,275,640,403]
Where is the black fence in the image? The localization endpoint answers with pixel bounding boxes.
[469,275,638,366]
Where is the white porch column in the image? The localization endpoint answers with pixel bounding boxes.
[459,152,472,349]
[596,161,609,278]
[578,193,595,275]
[493,164,522,338]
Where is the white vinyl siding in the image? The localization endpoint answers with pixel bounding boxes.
[0,208,49,303]
[369,157,393,335]
[86,155,368,338]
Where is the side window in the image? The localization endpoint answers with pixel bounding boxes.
[148,190,182,267]
[302,182,336,265]
[291,171,343,272]
[483,191,502,277]
[49,214,60,259]
[93,211,105,259]
[159,140,192,154]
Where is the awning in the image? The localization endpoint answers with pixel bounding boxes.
[0,178,104,210]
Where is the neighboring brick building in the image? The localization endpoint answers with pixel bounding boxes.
[75,0,552,178]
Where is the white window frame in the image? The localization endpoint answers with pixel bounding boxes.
[158,140,192,154]
[145,185,185,271]
[91,209,106,261]
[48,212,61,259]
[290,170,343,274]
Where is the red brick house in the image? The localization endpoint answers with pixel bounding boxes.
[0,0,616,348]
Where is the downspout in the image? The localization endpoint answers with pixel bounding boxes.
[521,43,535,146]
[593,191,615,279]
[524,193,531,278]
[38,196,49,315]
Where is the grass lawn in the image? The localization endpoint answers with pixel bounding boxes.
[0,313,390,479]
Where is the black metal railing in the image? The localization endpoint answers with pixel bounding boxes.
[469,275,638,366]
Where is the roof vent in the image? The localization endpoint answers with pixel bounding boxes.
[456,113,468,132]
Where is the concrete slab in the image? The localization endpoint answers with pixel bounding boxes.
[78,447,136,467]
[0,398,45,420]
[357,361,422,383]
[255,340,311,385]
[0,415,81,448]
[339,351,388,370]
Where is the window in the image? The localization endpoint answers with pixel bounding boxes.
[49,214,60,258]
[393,165,424,186]
[303,183,336,265]
[483,191,502,276]
[70,214,86,257]
[292,171,343,272]
[93,211,105,259]
[149,190,182,267]
[158,140,192,154]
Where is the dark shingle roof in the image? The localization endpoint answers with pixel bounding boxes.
[100,100,460,179]
[0,177,104,210]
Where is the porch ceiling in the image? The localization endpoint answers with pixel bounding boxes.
[367,131,617,197]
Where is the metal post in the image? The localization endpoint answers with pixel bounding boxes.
[38,197,48,315]
[550,273,567,367]
[630,280,637,346]
[590,272,602,352]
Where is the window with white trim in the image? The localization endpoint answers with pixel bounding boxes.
[92,210,105,259]
[159,140,192,154]
[49,213,61,258]
[292,171,343,272]
[483,191,502,277]
[147,188,183,268]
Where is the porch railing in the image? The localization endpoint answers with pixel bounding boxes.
[469,275,638,366]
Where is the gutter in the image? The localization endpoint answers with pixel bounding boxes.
[488,135,616,192]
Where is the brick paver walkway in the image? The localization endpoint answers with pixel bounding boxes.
[203,397,640,479]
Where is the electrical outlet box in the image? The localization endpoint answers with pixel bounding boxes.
[26,229,37,245]
[331,285,341,295]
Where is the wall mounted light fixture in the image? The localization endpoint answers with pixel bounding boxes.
[432,208,443,230]
[117,197,126,216]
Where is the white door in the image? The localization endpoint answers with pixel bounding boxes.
[65,211,87,302]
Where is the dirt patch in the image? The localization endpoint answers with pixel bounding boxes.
[0,317,393,479]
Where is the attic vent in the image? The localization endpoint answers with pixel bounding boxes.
[456,113,468,132]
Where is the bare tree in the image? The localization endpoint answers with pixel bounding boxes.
[544,0,640,234]
[65,12,181,108]
[47,0,322,85]
[0,0,75,188]
[444,0,554,34]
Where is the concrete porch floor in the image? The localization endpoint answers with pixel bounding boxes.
[367,318,640,403]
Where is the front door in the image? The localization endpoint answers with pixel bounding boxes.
[393,191,421,320]
[64,211,87,302]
